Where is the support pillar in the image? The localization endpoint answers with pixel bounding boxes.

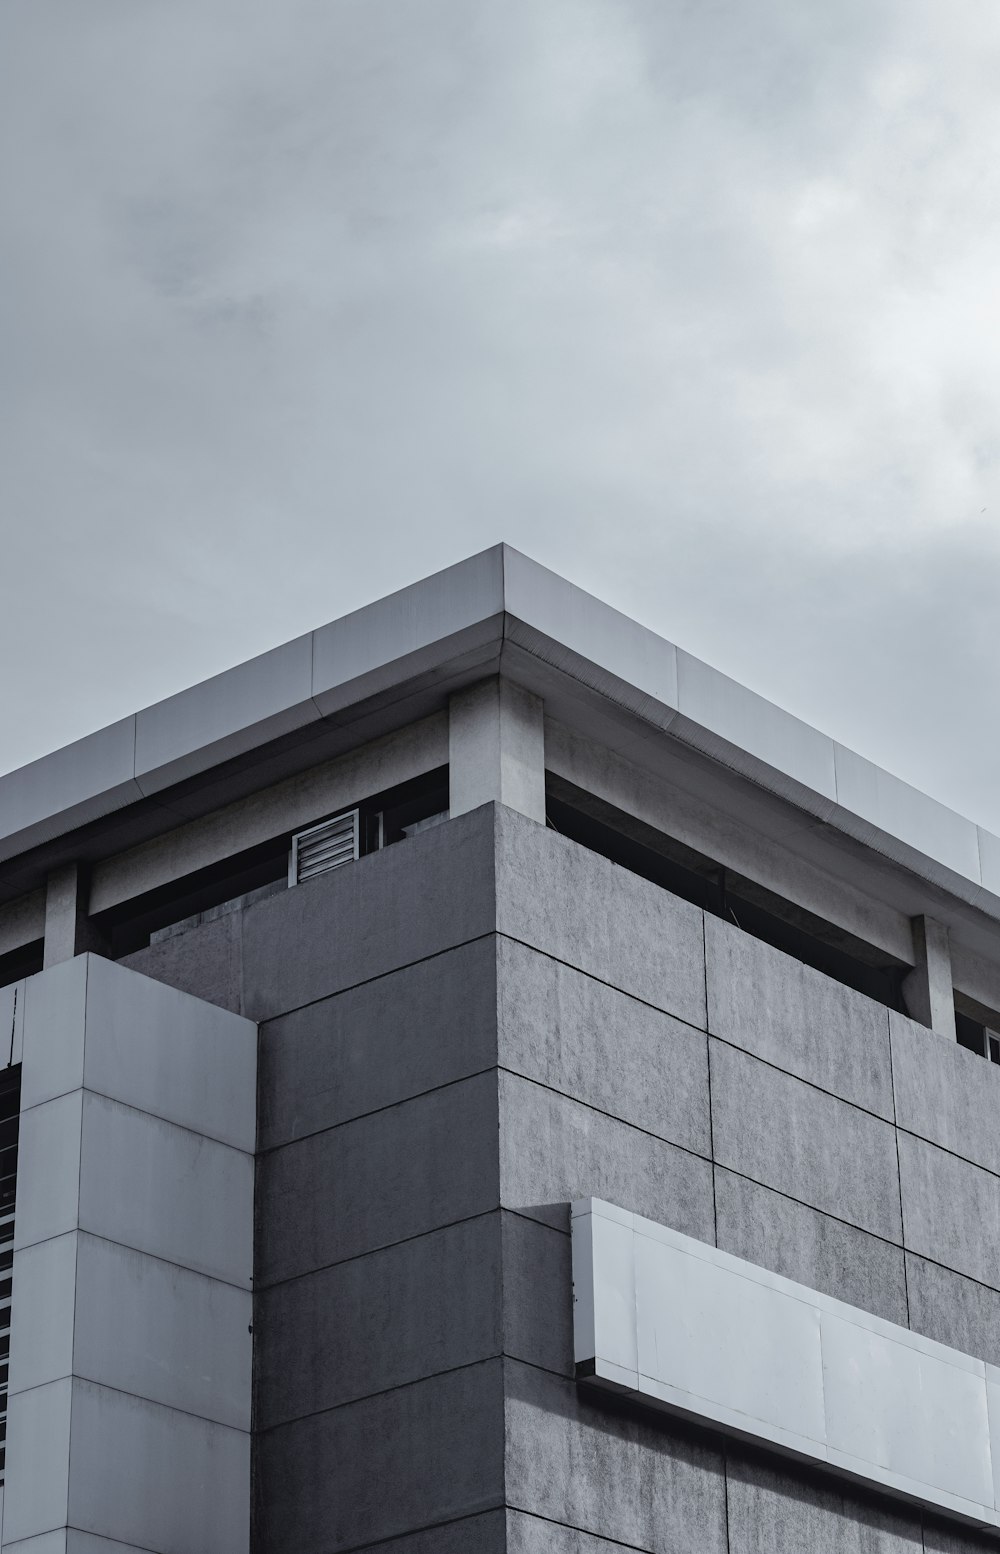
[902,915,956,1040]
[43,863,104,968]
[448,677,545,823]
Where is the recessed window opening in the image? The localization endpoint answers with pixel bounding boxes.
[0,1063,21,1486]
[956,1011,1000,1065]
[0,943,43,995]
[546,774,909,1016]
[98,766,449,955]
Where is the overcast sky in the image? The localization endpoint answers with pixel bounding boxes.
[3,1,1000,829]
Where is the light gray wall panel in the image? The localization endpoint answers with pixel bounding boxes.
[494,808,706,1030]
[3,1379,72,1545]
[258,937,498,1151]
[242,807,497,1021]
[7,1234,77,1394]
[726,1451,923,1554]
[504,1361,727,1554]
[907,1255,1000,1371]
[506,1510,646,1553]
[710,1041,903,1241]
[891,1011,1000,1177]
[253,1361,505,1554]
[496,937,710,1156]
[257,1072,500,1285]
[706,915,893,1118]
[19,958,86,1110]
[898,1133,1000,1290]
[714,1168,908,1326]
[14,1092,83,1251]
[77,1093,253,1287]
[66,1379,249,1554]
[499,1071,714,1243]
[254,1215,501,1429]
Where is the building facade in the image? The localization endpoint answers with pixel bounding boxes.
[0,544,999,1551]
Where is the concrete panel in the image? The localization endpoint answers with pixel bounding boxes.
[120,913,242,1015]
[499,1071,714,1243]
[3,1535,69,1554]
[898,1133,1000,1290]
[891,1011,1000,1177]
[254,1214,502,1429]
[310,546,506,718]
[714,1169,908,1326]
[495,808,706,1030]
[676,648,837,802]
[4,1535,157,1554]
[2,1378,73,1545]
[726,1451,924,1554]
[72,1233,251,1429]
[258,937,498,1151]
[257,1072,499,1285]
[7,1233,77,1394]
[705,915,893,1118]
[924,1514,1000,1553]
[14,1092,83,1251]
[501,1211,574,1379]
[0,719,140,865]
[314,1514,507,1554]
[253,1360,505,1554]
[907,1255,1000,1372]
[576,1200,1000,1530]
[504,1360,727,1554]
[496,937,710,1156]
[20,957,87,1111]
[134,632,318,795]
[449,678,546,823]
[82,956,257,1150]
[978,826,1000,900]
[834,744,982,885]
[710,1041,903,1242]
[78,1093,253,1287]
[242,806,498,1021]
[506,1511,643,1554]
[66,1379,249,1554]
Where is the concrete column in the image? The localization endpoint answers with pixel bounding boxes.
[903,915,956,1040]
[449,677,545,823]
[43,862,104,968]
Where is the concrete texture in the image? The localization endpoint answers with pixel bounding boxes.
[497,936,710,1156]
[906,1254,1000,1371]
[253,1361,505,1554]
[726,1450,924,1554]
[500,1211,574,1379]
[256,1071,500,1285]
[710,1040,903,1242]
[498,1071,715,1243]
[714,1168,908,1326]
[449,677,546,823]
[495,806,707,1029]
[902,915,957,1040]
[258,936,498,1150]
[121,912,243,1014]
[506,1512,647,1553]
[897,1132,1000,1289]
[705,914,894,1119]
[504,1361,728,1554]
[891,1010,1000,1176]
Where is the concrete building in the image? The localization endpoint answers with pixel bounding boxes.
[1,543,1000,1551]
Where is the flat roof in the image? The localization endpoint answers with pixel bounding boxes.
[2,543,997,917]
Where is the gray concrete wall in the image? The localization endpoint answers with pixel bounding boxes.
[123,802,1000,1553]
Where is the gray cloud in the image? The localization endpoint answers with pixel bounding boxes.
[3,1,1000,826]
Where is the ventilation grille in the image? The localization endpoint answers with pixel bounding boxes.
[289,809,360,886]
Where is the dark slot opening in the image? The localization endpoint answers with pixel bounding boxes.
[0,941,43,993]
[546,775,909,1015]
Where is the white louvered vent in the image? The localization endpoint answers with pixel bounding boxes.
[289,809,360,886]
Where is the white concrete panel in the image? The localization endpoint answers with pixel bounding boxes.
[2,1378,72,1545]
[0,980,24,1068]
[13,1093,83,1252]
[134,632,318,796]
[72,1233,252,1429]
[20,959,87,1112]
[82,956,257,1150]
[574,1198,1000,1534]
[3,1533,68,1553]
[311,547,506,717]
[834,743,982,884]
[0,720,140,865]
[675,650,838,805]
[78,1093,253,1288]
[8,1233,77,1395]
[66,1379,250,1554]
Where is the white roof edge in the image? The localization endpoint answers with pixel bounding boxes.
[0,542,996,912]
